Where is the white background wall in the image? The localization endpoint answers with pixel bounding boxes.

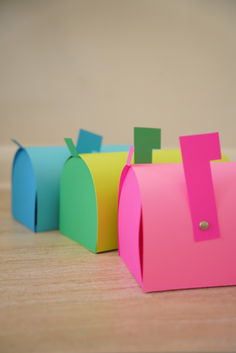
[1,0,236,187]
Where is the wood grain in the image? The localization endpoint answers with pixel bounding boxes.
[0,188,236,353]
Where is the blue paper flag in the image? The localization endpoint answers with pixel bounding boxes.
[76,129,103,153]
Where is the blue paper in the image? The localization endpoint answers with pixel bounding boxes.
[12,145,70,232]
[11,129,131,232]
[12,147,37,231]
[101,144,131,152]
[76,129,102,153]
[12,130,103,232]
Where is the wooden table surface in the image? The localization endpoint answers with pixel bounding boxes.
[0,189,236,353]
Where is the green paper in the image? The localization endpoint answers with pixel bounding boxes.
[134,127,161,163]
[59,157,98,252]
[64,138,78,158]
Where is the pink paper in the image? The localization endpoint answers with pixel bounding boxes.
[117,145,134,254]
[118,167,142,285]
[179,133,221,242]
[118,133,236,292]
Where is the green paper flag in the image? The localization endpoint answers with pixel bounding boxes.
[134,127,161,164]
[64,138,79,158]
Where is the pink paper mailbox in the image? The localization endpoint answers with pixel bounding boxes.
[118,133,236,292]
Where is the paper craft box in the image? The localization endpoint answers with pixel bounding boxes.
[12,129,130,232]
[59,128,161,252]
[118,132,235,293]
[60,148,129,252]
[59,128,163,252]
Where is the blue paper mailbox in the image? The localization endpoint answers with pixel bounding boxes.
[11,129,130,232]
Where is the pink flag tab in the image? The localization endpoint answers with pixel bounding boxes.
[126,145,134,166]
[179,133,221,242]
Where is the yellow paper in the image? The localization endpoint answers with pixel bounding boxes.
[80,152,129,252]
[152,149,229,163]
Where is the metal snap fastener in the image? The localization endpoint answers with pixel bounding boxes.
[199,221,209,230]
